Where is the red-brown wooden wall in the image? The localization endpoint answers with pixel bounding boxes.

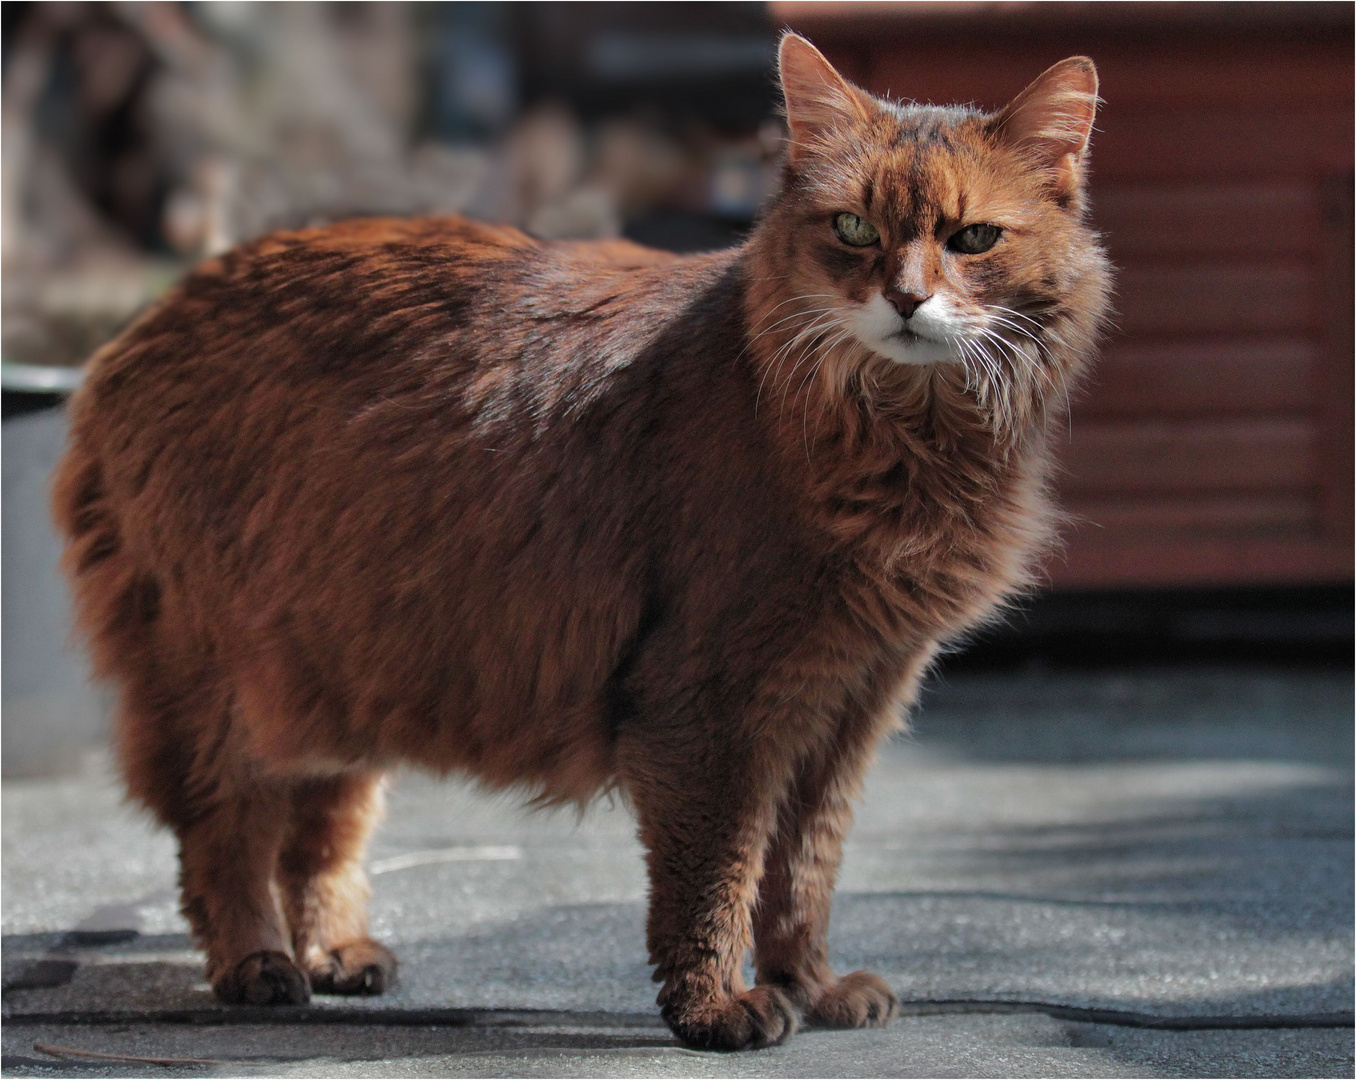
[775,2,1354,588]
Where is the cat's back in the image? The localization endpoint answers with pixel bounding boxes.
[67,216,733,527]
[84,216,686,402]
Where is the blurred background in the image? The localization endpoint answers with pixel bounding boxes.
[3,1,1352,775]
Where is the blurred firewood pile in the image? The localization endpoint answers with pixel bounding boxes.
[3,2,781,373]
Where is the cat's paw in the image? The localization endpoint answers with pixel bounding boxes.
[805,970,897,1029]
[663,985,798,1051]
[308,939,397,995]
[214,950,311,1005]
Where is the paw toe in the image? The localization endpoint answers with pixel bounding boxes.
[807,970,897,1029]
[216,951,310,1006]
[666,986,797,1051]
[309,940,397,996]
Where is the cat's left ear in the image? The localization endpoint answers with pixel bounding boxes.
[778,33,871,166]
[991,57,1099,200]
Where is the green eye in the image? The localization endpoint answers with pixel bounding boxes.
[833,212,880,247]
[948,223,1002,254]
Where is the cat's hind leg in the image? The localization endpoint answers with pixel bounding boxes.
[174,764,312,1005]
[277,772,395,995]
[96,607,310,1003]
[54,442,310,1003]
[124,675,312,1003]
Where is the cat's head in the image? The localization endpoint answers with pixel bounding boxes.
[747,34,1110,404]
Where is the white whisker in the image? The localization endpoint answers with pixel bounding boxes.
[754,310,841,415]
[778,318,842,420]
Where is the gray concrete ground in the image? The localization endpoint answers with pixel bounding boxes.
[4,668,1353,1077]
[2,410,107,776]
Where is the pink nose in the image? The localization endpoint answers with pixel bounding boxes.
[885,290,929,319]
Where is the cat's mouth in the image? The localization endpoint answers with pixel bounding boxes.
[888,327,937,347]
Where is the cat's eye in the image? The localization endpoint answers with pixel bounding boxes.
[947,223,1002,255]
[833,213,880,247]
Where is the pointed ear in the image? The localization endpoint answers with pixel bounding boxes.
[992,57,1099,199]
[778,33,870,165]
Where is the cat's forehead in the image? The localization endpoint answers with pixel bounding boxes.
[808,103,1026,227]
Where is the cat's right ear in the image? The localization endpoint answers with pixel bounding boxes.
[778,33,870,166]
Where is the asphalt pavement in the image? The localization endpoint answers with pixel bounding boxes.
[3,667,1352,1077]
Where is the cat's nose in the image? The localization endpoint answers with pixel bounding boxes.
[884,289,929,319]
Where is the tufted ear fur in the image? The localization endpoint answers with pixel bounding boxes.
[778,33,871,167]
[991,57,1099,200]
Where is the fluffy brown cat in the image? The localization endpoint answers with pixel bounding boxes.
[53,35,1110,1051]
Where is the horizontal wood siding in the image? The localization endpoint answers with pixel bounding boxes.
[1064,494,1314,537]
[1091,183,1321,257]
[1090,108,1352,180]
[1060,419,1314,496]
[1115,263,1318,336]
[1083,340,1314,418]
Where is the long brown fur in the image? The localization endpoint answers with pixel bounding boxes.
[52,37,1110,1050]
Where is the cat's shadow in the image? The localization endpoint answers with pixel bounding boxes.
[1,929,684,1058]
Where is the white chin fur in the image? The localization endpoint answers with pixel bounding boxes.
[847,293,962,367]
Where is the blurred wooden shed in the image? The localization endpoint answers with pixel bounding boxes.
[775,1,1354,589]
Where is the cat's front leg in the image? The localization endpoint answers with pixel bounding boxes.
[752,696,910,1029]
[617,721,799,1051]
